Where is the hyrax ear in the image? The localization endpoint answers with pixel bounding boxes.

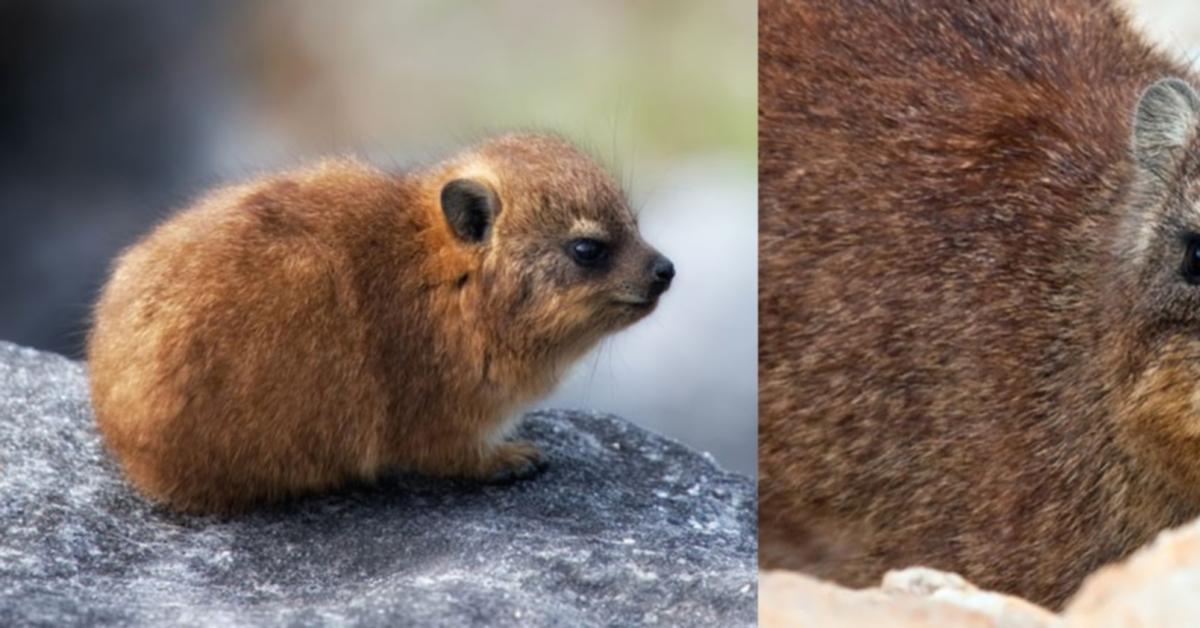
[1132,78,1200,179]
[440,179,499,243]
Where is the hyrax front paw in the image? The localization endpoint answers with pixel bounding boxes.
[482,440,546,484]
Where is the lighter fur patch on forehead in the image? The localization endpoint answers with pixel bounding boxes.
[570,217,607,238]
[1131,211,1158,259]
[1120,188,1169,262]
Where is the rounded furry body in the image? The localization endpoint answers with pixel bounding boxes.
[88,133,672,514]
[761,0,1200,607]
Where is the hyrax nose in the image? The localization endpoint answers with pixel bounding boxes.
[648,255,675,298]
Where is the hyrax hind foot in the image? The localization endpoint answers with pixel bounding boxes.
[482,440,546,483]
[409,439,547,483]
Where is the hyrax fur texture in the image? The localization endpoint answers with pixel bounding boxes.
[761,0,1200,608]
[88,133,674,514]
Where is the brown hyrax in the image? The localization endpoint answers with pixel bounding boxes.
[87,133,675,514]
[760,0,1200,608]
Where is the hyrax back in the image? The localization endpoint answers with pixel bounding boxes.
[87,133,674,514]
[761,0,1200,607]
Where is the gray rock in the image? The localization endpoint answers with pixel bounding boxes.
[0,342,756,627]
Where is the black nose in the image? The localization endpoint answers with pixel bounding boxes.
[648,256,675,297]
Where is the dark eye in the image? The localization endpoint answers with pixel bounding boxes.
[567,238,608,267]
[1185,238,1200,284]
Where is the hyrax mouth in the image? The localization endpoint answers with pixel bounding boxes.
[612,291,664,316]
[610,253,674,314]
[629,254,674,303]
[627,299,655,309]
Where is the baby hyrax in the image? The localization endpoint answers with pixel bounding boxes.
[87,133,675,514]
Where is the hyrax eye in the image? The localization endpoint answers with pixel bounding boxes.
[567,238,608,267]
[1185,238,1200,284]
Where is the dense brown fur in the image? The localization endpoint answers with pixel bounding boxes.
[88,133,673,514]
[760,0,1200,608]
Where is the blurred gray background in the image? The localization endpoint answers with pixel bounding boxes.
[0,1,756,474]
[1122,0,1200,56]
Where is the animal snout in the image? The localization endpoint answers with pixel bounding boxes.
[648,255,675,298]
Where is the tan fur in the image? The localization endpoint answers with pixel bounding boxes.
[760,0,1200,608]
[87,133,671,514]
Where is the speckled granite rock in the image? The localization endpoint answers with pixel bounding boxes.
[0,342,755,627]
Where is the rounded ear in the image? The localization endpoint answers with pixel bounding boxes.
[440,179,499,243]
[1132,77,1200,178]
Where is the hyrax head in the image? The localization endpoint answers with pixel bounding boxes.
[1111,78,1200,496]
[433,133,674,360]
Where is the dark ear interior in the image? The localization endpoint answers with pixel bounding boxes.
[1132,77,1200,179]
[440,179,499,243]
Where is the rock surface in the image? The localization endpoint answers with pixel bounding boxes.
[1065,517,1200,626]
[759,568,1059,628]
[0,342,755,627]
[761,516,1200,628]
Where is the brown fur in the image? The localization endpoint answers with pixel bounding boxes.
[760,0,1200,608]
[87,133,672,514]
